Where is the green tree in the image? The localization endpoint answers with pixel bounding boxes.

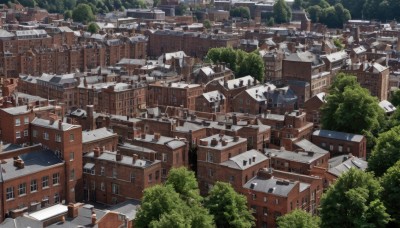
[266,17,275,26]
[64,10,72,20]
[277,209,320,228]
[87,22,100,34]
[307,5,323,22]
[273,0,292,24]
[320,168,390,227]
[321,73,385,136]
[238,52,265,82]
[368,126,400,177]
[292,0,303,10]
[230,6,250,19]
[72,3,95,24]
[203,19,212,29]
[205,182,255,228]
[175,3,188,16]
[165,167,202,203]
[390,89,400,107]
[381,160,400,226]
[333,38,344,50]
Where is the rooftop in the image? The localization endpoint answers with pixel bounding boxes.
[221,149,268,170]
[134,134,186,149]
[312,129,364,142]
[84,150,157,168]
[31,118,80,131]
[265,148,326,164]
[82,127,116,144]
[199,134,246,149]
[243,174,298,197]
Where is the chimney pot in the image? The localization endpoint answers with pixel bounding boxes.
[132,154,139,163]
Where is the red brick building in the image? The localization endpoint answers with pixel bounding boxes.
[311,129,367,159]
[82,148,161,204]
[82,127,118,154]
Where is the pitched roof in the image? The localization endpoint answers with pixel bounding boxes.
[312,130,364,142]
[221,149,268,170]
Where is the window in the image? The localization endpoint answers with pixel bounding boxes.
[100,182,105,191]
[100,166,105,176]
[206,151,214,163]
[338,145,343,152]
[264,197,268,203]
[6,187,14,200]
[252,194,257,200]
[54,193,60,204]
[69,152,74,161]
[55,134,62,142]
[16,131,21,139]
[33,130,37,137]
[70,169,75,181]
[162,168,167,177]
[31,179,37,192]
[263,207,268,216]
[162,153,167,162]
[42,176,49,188]
[112,168,117,178]
[53,173,60,185]
[91,181,95,190]
[15,118,20,126]
[23,130,28,137]
[18,183,26,196]
[321,142,326,147]
[148,174,153,183]
[208,168,214,177]
[229,175,234,183]
[156,170,159,180]
[69,133,74,141]
[275,199,279,204]
[112,183,120,194]
[130,172,135,183]
[329,145,333,151]
[43,132,49,140]
[24,116,29,124]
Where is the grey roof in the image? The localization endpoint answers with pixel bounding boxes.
[0,29,15,38]
[221,149,268,170]
[379,100,397,113]
[1,105,31,115]
[285,51,323,66]
[134,134,186,149]
[1,149,63,181]
[295,139,328,154]
[117,58,146,66]
[312,130,364,142]
[31,118,80,131]
[243,176,297,197]
[47,204,107,228]
[1,216,42,228]
[202,90,225,103]
[198,134,246,149]
[85,151,158,168]
[328,156,368,177]
[107,199,141,220]
[82,127,116,143]
[265,148,325,164]
[175,122,204,132]
[118,143,156,153]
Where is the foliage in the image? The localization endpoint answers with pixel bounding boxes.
[205,182,255,228]
[135,168,214,228]
[381,160,400,226]
[292,0,304,10]
[206,47,264,81]
[203,19,212,29]
[175,3,188,16]
[266,17,275,26]
[72,3,95,24]
[273,0,292,24]
[64,10,72,20]
[333,38,344,50]
[306,2,351,28]
[390,89,400,107]
[229,6,250,19]
[320,168,390,227]
[277,209,320,228]
[321,73,385,137]
[238,52,265,82]
[87,22,100,34]
[368,126,400,177]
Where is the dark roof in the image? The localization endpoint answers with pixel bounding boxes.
[312,130,364,142]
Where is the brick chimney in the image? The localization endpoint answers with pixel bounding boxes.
[200,140,209,146]
[94,147,101,157]
[58,119,62,130]
[132,154,139,163]
[153,133,160,141]
[67,203,79,218]
[116,152,122,161]
[141,133,146,139]
[14,158,24,169]
[258,168,274,180]
[91,209,97,225]
[149,152,155,162]
[211,138,218,146]
[232,114,237,125]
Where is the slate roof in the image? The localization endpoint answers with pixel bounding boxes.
[84,151,158,168]
[198,134,246,149]
[243,175,297,197]
[31,118,80,131]
[134,134,186,149]
[295,139,329,154]
[265,148,326,164]
[0,149,63,181]
[312,130,364,142]
[82,127,116,143]
[221,149,268,170]
[202,90,225,102]
[1,105,31,115]
[328,156,368,177]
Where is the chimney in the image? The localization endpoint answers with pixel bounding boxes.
[252,155,256,162]
[149,152,155,162]
[221,140,228,146]
[67,203,79,218]
[116,152,122,161]
[91,209,97,226]
[200,140,209,146]
[233,136,239,142]
[58,119,62,130]
[211,138,218,146]
[94,147,101,157]
[141,133,146,139]
[307,151,314,156]
[14,158,24,169]
[132,154,139,163]
[153,133,160,141]
[232,114,237,125]
[258,168,274,180]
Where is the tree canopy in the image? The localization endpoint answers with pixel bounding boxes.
[276,209,320,228]
[229,6,250,19]
[273,0,292,24]
[87,22,100,34]
[205,182,255,228]
[390,89,400,107]
[321,73,385,137]
[320,168,390,227]
[135,168,214,228]
[206,47,264,82]
[72,3,95,24]
[381,160,400,226]
[368,126,400,177]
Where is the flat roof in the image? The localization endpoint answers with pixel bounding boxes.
[29,204,68,221]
